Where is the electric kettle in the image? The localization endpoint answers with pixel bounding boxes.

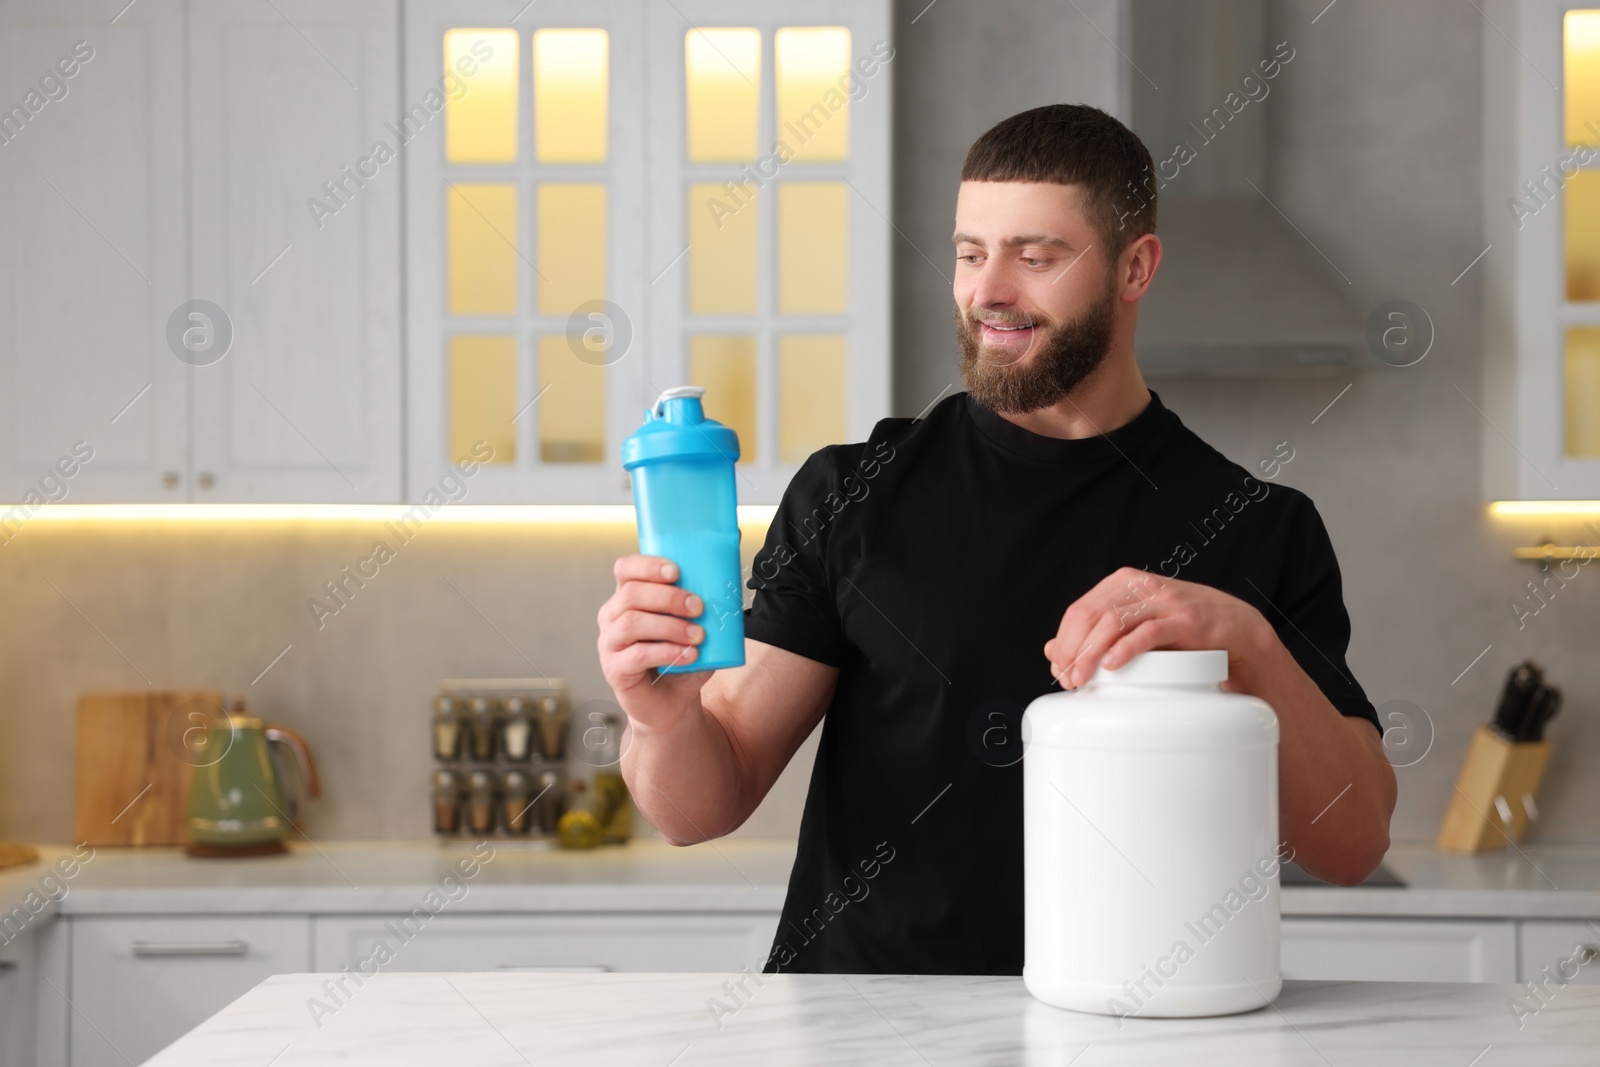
[184,695,320,856]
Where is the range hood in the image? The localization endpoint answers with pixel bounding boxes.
[1123,0,1366,377]
[1133,197,1365,376]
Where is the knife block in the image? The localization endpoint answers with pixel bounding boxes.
[1436,726,1551,852]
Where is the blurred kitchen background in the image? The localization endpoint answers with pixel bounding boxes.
[0,0,1596,849]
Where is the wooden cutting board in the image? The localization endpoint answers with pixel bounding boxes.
[72,690,224,846]
[0,842,40,869]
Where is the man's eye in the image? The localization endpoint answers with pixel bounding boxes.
[1022,257,1046,267]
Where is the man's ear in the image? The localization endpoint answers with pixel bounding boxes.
[1119,233,1162,300]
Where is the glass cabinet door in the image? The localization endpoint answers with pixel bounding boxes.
[1565,9,1600,458]
[646,1,892,504]
[405,2,645,503]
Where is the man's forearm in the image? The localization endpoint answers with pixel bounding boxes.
[620,703,752,846]
[1237,625,1398,885]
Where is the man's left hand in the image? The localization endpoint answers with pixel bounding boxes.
[1043,566,1270,691]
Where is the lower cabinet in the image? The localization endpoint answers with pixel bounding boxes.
[1519,920,1600,984]
[1280,918,1517,983]
[66,916,310,1067]
[0,926,38,1067]
[313,913,781,974]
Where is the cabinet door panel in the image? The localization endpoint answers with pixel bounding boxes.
[1281,918,1516,983]
[68,915,310,1067]
[313,912,779,974]
[0,0,187,503]
[188,0,401,502]
[1519,920,1600,984]
[0,927,38,1067]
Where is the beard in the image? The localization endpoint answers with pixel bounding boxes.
[956,276,1118,415]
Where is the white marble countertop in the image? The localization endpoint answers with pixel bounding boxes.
[144,971,1600,1066]
[5,838,1600,920]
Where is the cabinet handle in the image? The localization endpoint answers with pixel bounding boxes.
[0,958,18,971]
[131,940,248,957]
[197,472,216,491]
[162,471,180,490]
[495,964,610,972]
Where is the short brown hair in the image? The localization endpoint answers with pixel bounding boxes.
[961,104,1156,261]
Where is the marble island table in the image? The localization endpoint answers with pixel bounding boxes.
[145,970,1600,1066]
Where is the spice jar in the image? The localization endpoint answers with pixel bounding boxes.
[466,769,496,835]
[501,697,534,761]
[501,769,530,834]
[467,697,498,760]
[431,696,463,761]
[431,769,462,835]
[534,695,569,760]
[531,770,563,836]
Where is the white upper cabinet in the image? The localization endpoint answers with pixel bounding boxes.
[1,0,890,505]
[403,0,648,504]
[0,0,188,503]
[1483,1,1600,500]
[187,0,402,502]
[403,0,893,504]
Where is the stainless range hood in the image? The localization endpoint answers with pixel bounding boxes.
[1124,0,1365,377]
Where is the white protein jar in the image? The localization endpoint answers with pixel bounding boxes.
[1022,649,1282,1018]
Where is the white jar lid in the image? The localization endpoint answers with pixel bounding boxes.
[1089,649,1227,686]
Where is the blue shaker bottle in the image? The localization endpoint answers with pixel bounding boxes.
[621,386,745,673]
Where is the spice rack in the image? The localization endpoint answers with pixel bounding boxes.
[430,678,570,838]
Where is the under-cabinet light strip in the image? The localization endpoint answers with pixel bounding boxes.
[2,504,779,525]
[1488,501,1600,518]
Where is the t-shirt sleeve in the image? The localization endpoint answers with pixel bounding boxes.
[742,448,848,668]
[1264,494,1382,736]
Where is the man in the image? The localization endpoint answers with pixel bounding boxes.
[597,104,1396,976]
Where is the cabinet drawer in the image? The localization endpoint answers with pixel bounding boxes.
[0,929,38,1067]
[68,916,309,1067]
[1281,918,1516,983]
[1519,921,1600,985]
[313,913,780,974]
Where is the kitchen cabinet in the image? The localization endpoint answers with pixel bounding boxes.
[1280,918,1518,983]
[1519,919,1600,984]
[0,0,401,506]
[402,0,892,504]
[185,0,402,503]
[0,925,38,1067]
[312,912,780,974]
[1481,1,1600,499]
[0,0,188,503]
[66,915,310,1067]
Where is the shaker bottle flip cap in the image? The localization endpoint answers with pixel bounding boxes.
[621,386,740,468]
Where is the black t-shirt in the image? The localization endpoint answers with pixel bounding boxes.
[743,389,1380,976]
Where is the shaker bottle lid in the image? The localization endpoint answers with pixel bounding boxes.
[621,385,740,469]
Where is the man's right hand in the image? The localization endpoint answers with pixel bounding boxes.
[597,554,711,735]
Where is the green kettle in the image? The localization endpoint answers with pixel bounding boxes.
[184,696,320,856]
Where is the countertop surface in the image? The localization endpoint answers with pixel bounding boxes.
[6,838,1600,919]
[144,971,1600,1066]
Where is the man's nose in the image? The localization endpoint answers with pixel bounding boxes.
[968,262,1018,312]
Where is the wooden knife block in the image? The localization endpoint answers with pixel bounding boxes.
[1436,725,1551,852]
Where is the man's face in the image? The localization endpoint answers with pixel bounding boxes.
[952,181,1120,415]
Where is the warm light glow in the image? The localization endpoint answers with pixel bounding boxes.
[1566,9,1600,146]
[7,504,778,526]
[686,28,761,161]
[533,28,609,163]
[445,29,519,163]
[1489,501,1600,517]
[775,27,851,162]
